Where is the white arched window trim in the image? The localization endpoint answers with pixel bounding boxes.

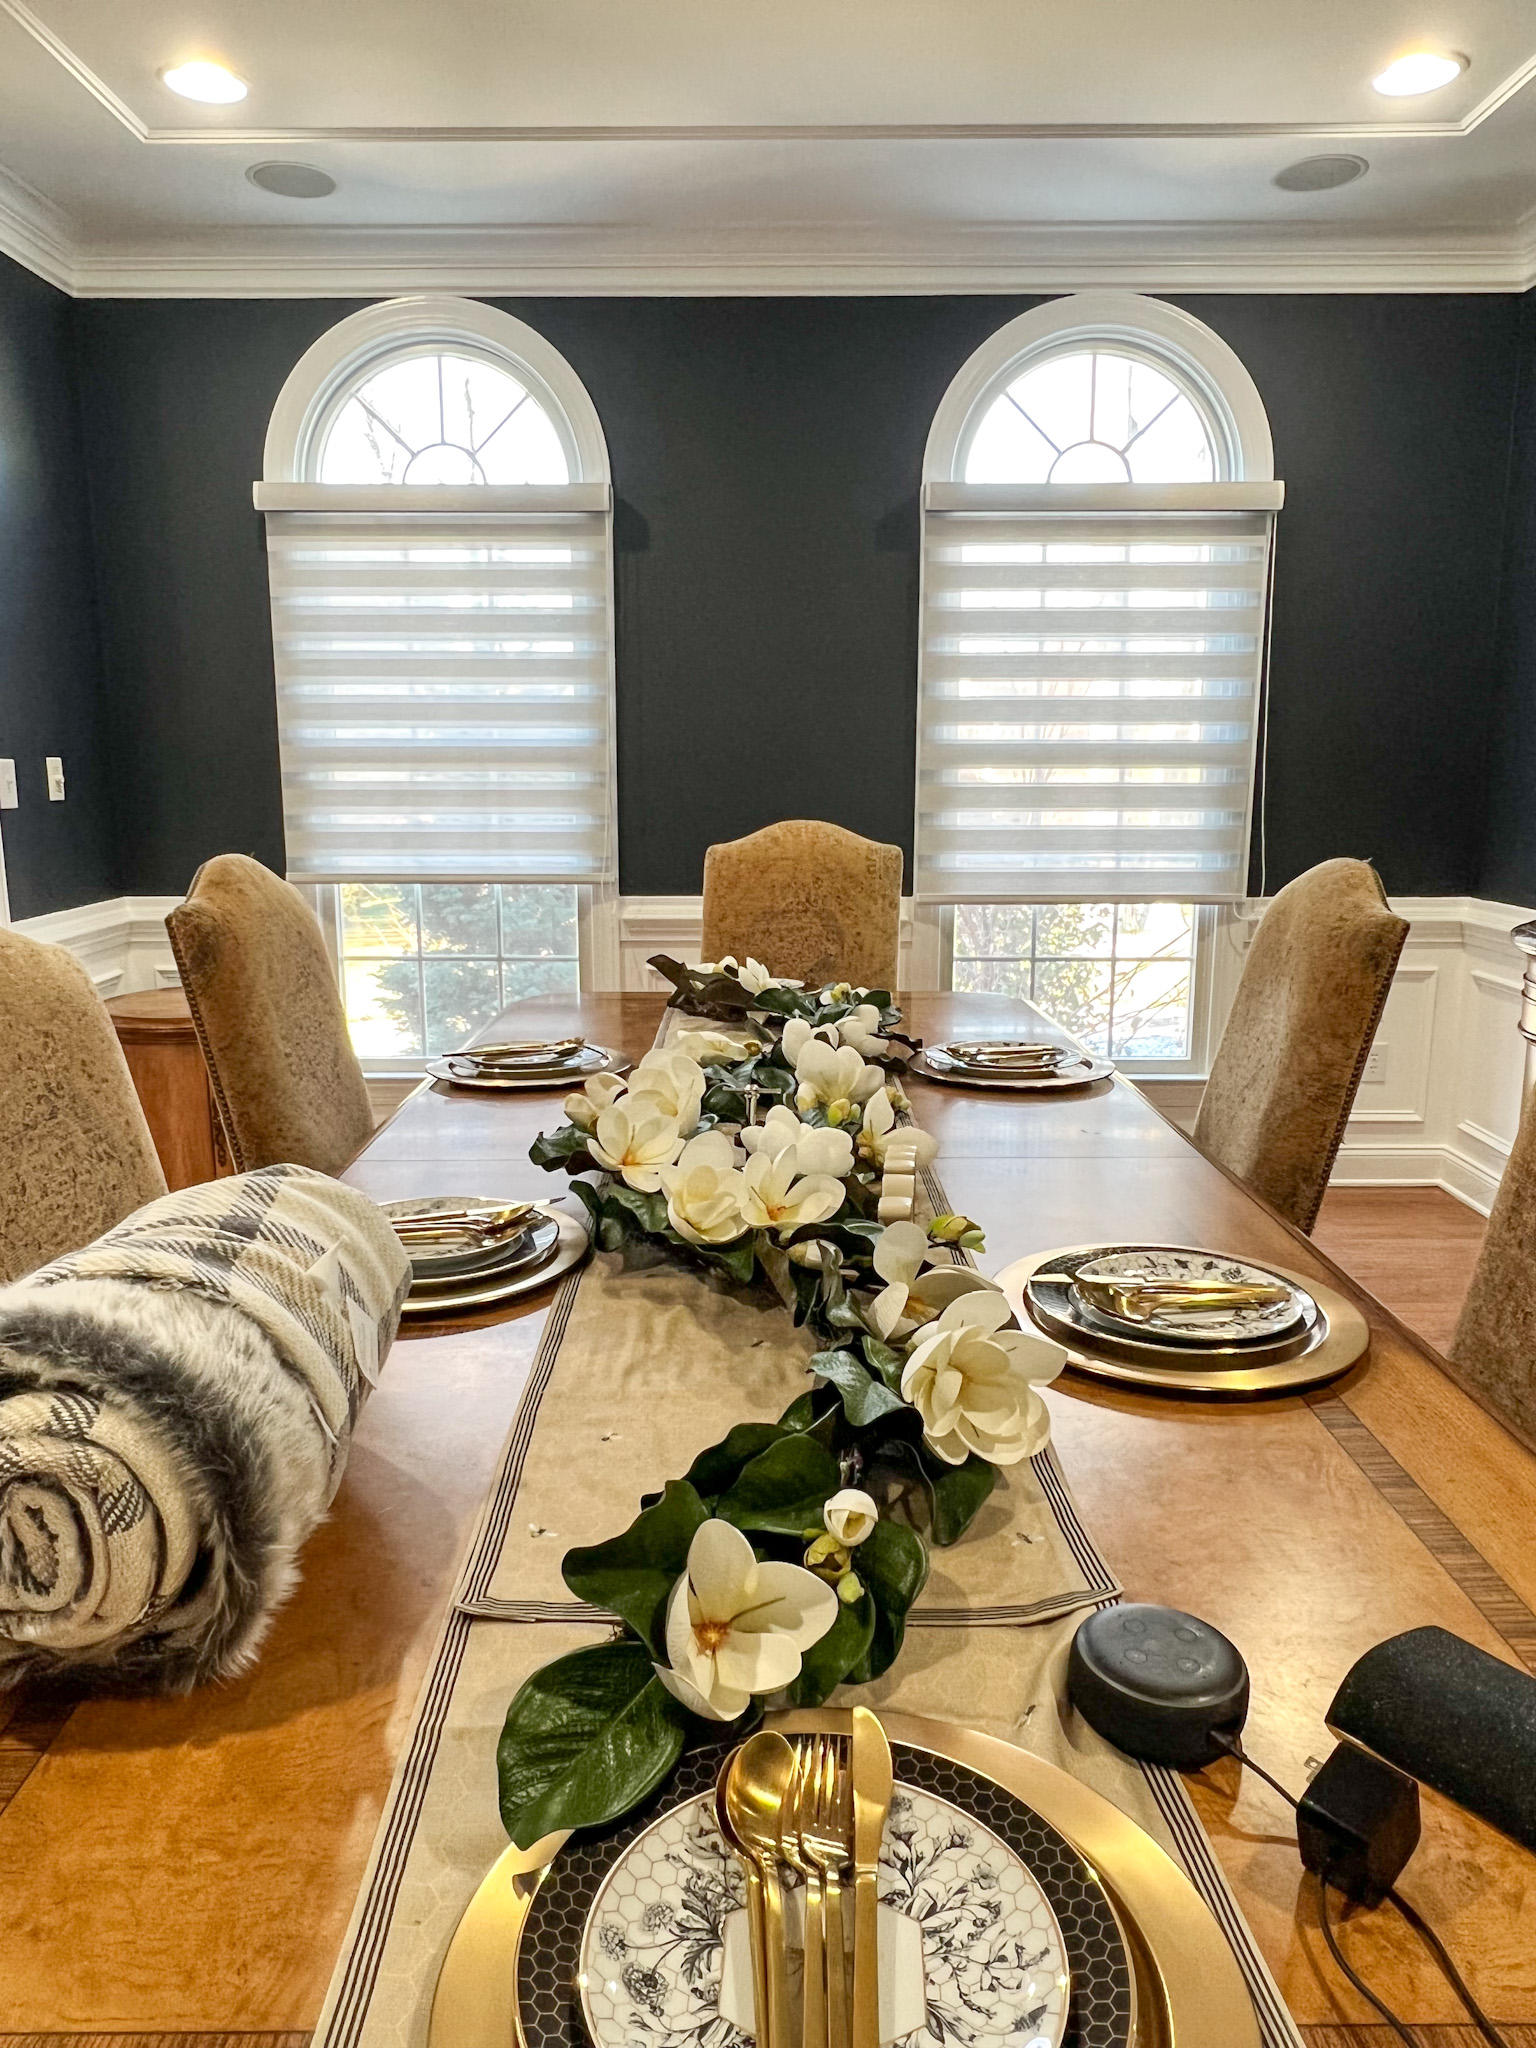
[254,298,620,1045]
[911,294,1283,1075]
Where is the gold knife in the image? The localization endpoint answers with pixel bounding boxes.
[850,1706,892,2048]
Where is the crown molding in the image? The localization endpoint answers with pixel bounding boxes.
[0,160,74,291]
[33,217,1536,297]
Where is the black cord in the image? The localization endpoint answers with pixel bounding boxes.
[1207,1733,1512,2048]
[1319,1881,1419,2047]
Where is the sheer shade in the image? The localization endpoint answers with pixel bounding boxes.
[260,492,615,885]
[915,481,1280,903]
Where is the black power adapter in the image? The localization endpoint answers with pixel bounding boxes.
[1296,1744,1422,1906]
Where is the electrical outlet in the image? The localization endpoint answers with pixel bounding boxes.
[0,760,16,810]
[1363,1042,1388,1084]
[45,756,65,801]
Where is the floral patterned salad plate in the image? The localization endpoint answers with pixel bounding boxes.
[576,1783,1071,2048]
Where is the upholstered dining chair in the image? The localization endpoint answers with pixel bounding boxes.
[1451,1056,1536,1446]
[700,820,903,990]
[166,854,375,1177]
[0,928,167,1283]
[1192,859,1408,1234]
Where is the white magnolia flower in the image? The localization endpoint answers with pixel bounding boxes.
[658,1131,749,1246]
[587,1100,687,1192]
[834,1004,888,1057]
[823,1488,879,1546]
[703,955,802,996]
[739,1148,846,1241]
[671,1027,762,1066]
[654,1517,838,1721]
[781,1017,838,1063]
[563,1070,629,1132]
[858,1086,938,1172]
[626,1050,707,1130]
[900,1291,1066,1467]
[739,1103,855,1179]
[865,1219,937,1340]
[792,1038,886,1122]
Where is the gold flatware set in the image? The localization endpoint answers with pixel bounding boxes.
[441,1037,588,1073]
[389,1201,536,1250]
[943,1041,1073,1072]
[717,1707,892,2048]
[1072,1265,1294,1325]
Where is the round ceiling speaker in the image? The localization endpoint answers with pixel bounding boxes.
[247,161,337,199]
[1273,154,1370,192]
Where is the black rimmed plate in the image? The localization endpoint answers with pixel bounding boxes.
[1026,1246,1322,1369]
[516,1739,1134,2048]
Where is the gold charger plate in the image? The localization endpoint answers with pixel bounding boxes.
[427,1708,1260,2048]
[399,1206,588,1314]
[996,1246,1368,1396]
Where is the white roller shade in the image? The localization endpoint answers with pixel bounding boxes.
[916,482,1281,904]
[257,485,615,886]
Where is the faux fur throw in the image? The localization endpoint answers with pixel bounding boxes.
[0,1164,409,1692]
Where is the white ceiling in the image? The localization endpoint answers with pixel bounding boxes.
[2,0,1534,294]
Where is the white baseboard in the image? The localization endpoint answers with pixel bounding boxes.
[12,886,1532,1216]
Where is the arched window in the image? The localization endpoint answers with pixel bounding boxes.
[256,298,617,1059]
[916,294,1281,1069]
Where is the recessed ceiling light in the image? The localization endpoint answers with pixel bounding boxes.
[247,161,337,199]
[160,60,247,104]
[1371,50,1467,97]
[1274,154,1370,192]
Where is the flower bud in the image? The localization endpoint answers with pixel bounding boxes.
[837,1572,865,1605]
[823,1487,878,1546]
[928,1212,981,1245]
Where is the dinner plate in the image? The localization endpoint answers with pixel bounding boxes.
[1067,1248,1309,1345]
[398,1206,588,1316]
[427,1047,629,1093]
[383,1196,545,1278]
[577,1781,1071,2048]
[407,1219,561,1293]
[1023,1247,1321,1369]
[918,1046,1114,1092]
[515,1736,1133,2048]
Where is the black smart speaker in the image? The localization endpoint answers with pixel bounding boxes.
[1068,1604,1250,1768]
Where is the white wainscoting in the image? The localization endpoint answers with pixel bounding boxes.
[14,889,1533,1214]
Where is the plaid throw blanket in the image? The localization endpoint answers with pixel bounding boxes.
[0,1165,409,1691]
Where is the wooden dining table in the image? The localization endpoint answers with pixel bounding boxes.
[1,987,1534,2048]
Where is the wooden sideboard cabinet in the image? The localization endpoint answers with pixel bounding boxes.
[106,987,234,1190]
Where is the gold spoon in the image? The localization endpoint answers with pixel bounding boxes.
[720,1732,795,2048]
[1074,1272,1293,1321]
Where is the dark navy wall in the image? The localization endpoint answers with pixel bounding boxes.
[1481,288,1536,904]
[0,283,1512,906]
[0,253,117,917]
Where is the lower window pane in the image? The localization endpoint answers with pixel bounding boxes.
[424,957,504,1053]
[1034,960,1113,1051]
[503,957,580,1003]
[342,956,424,1057]
[1111,960,1192,1060]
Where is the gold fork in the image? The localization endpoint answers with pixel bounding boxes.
[800,1736,852,2048]
[780,1742,827,2048]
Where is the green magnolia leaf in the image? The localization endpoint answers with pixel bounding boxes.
[682,1422,787,1500]
[608,1185,670,1235]
[529,1124,596,1172]
[497,1640,689,1848]
[809,1347,908,1428]
[715,1434,841,1533]
[846,1517,928,1682]
[860,1335,907,1392]
[707,1235,760,1285]
[787,1594,876,1707]
[926,1452,997,1547]
[562,1479,708,1653]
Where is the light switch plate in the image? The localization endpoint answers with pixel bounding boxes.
[1363,1043,1388,1084]
[45,756,65,801]
[0,760,16,810]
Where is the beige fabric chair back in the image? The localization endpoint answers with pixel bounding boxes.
[167,854,374,1176]
[700,821,903,990]
[1452,1070,1536,1444]
[0,928,166,1283]
[1192,859,1407,1234]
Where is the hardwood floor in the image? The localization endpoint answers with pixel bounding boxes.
[1313,1187,1487,1354]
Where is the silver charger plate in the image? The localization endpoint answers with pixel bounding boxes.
[918,1045,1115,1092]
[427,1046,629,1093]
[577,1782,1071,2048]
[396,1205,588,1316]
[409,1220,561,1291]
